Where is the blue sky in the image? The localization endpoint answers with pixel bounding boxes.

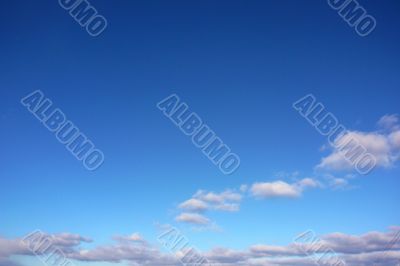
[1,0,400,265]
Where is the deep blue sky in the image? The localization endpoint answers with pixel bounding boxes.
[1,1,400,265]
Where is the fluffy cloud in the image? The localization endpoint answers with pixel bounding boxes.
[176,178,324,226]
[70,242,172,265]
[178,189,242,213]
[0,232,92,266]
[318,114,400,173]
[176,189,243,226]
[250,178,320,198]
[175,213,211,225]
[178,198,208,212]
[389,130,400,150]
[208,227,400,265]
[2,227,400,266]
[251,181,300,198]
[194,190,242,204]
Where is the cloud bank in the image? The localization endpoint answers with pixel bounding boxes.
[2,227,399,266]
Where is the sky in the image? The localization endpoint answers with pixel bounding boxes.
[1,0,400,265]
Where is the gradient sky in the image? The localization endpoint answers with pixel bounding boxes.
[1,0,400,266]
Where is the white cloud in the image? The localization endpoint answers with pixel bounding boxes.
[178,198,208,212]
[320,173,354,190]
[176,177,323,227]
[239,184,248,192]
[113,232,145,243]
[194,190,242,204]
[389,130,400,150]
[251,181,300,198]
[250,244,302,256]
[176,174,341,228]
[2,227,400,266]
[250,178,319,198]
[176,189,243,226]
[175,213,211,225]
[318,114,400,172]
[297,178,320,189]
[213,203,240,212]
[377,114,400,131]
[329,178,349,190]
